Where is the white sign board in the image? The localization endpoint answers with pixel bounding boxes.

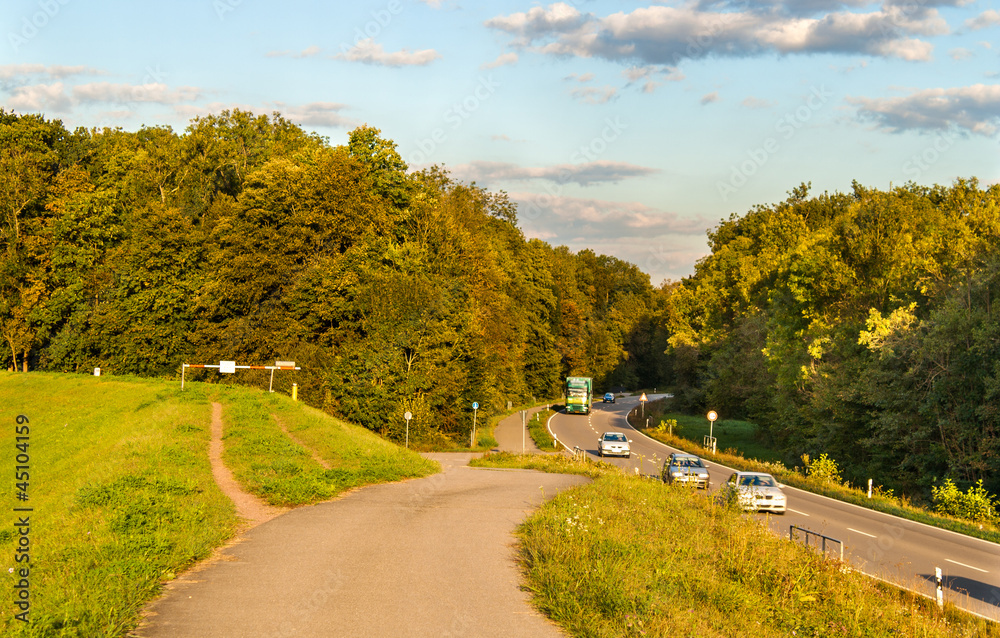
[220,360,236,374]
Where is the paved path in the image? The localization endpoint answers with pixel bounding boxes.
[494,406,551,454]
[134,453,586,637]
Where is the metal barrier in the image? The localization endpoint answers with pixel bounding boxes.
[790,525,843,561]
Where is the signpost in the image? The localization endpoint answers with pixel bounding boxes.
[705,410,718,454]
[470,402,479,448]
[640,392,648,419]
[404,411,412,449]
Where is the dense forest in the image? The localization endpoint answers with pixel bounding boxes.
[666,180,1000,495]
[3,108,998,498]
[0,109,669,444]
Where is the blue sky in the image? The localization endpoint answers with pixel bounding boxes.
[3,0,999,284]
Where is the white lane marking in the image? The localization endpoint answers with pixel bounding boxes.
[848,527,876,538]
[946,559,988,573]
[788,509,810,516]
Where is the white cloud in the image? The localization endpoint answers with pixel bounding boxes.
[511,190,715,278]
[570,85,617,104]
[849,83,1000,135]
[949,47,973,60]
[482,52,518,69]
[742,96,774,108]
[0,64,103,80]
[270,101,357,128]
[449,160,659,187]
[965,9,1000,31]
[7,82,72,112]
[565,72,595,82]
[701,91,720,105]
[267,45,322,59]
[73,82,201,104]
[335,38,441,66]
[486,3,947,65]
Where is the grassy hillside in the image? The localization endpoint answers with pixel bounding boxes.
[473,453,999,637]
[0,372,437,637]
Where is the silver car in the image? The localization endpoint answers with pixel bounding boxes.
[725,472,787,514]
[597,432,631,458]
[661,453,710,488]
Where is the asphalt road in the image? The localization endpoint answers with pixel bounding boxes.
[133,454,587,637]
[547,395,1000,622]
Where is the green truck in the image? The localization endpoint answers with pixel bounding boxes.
[564,376,593,414]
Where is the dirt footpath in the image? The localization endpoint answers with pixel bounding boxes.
[134,452,586,637]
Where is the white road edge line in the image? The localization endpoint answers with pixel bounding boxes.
[616,399,1000,550]
[848,527,876,538]
[946,559,988,573]
[788,508,810,517]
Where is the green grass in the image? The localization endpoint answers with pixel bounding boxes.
[506,466,1000,637]
[470,451,614,478]
[0,372,438,636]
[219,389,438,506]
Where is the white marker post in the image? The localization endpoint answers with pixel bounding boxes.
[470,402,479,448]
[404,411,412,449]
[936,567,943,609]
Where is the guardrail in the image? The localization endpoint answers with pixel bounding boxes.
[790,525,843,561]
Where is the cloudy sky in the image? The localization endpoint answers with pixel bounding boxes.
[3,0,999,284]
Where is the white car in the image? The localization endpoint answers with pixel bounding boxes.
[725,472,787,514]
[597,432,631,458]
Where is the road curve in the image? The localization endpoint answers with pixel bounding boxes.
[133,454,587,637]
[548,395,1000,621]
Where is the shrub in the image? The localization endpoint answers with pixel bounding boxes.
[806,453,842,485]
[932,479,998,524]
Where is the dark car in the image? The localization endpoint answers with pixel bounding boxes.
[602,392,615,403]
[661,453,710,489]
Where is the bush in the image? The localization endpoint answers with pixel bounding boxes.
[932,479,998,523]
[805,453,842,485]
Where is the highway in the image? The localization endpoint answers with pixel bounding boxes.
[546,394,1000,621]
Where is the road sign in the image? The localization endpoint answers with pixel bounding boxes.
[472,402,479,410]
[640,393,648,402]
[219,360,236,374]
[404,411,412,421]
[707,410,718,422]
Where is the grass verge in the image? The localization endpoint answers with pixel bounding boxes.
[474,453,998,637]
[0,372,437,636]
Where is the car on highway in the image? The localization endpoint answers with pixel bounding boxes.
[597,432,631,458]
[661,453,710,488]
[602,392,615,403]
[723,472,786,514]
